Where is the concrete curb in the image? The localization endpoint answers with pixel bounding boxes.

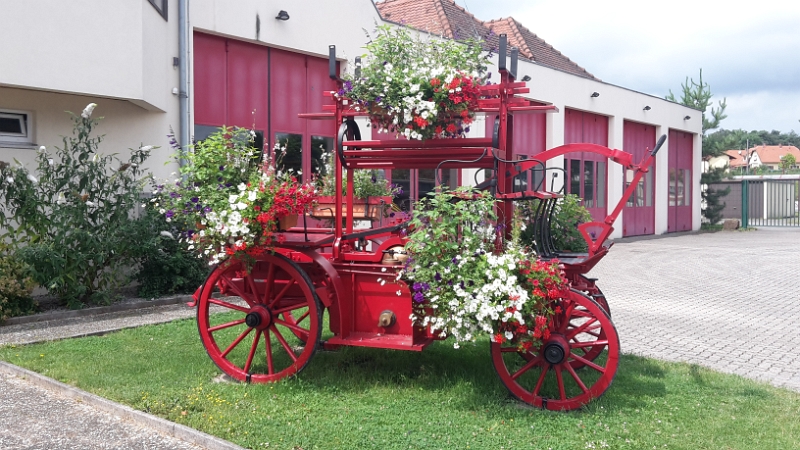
[0,361,246,450]
[2,295,194,327]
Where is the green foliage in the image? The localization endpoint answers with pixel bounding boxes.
[0,244,37,321]
[666,69,727,157]
[516,194,592,253]
[0,105,152,308]
[701,167,730,225]
[317,150,400,198]
[130,209,210,299]
[780,153,796,172]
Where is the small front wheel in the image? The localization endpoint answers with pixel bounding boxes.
[491,289,619,411]
[197,253,322,383]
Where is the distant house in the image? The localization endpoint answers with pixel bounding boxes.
[725,145,800,171]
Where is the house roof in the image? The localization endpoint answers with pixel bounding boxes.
[725,145,800,167]
[374,0,596,80]
[484,17,595,80]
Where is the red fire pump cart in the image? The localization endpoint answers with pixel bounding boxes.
[191,35,665,411]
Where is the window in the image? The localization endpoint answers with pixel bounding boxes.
[147,0,168,21]
[0,109,33,147]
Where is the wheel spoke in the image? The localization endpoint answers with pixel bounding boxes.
[269,279,297,308]
[274,318,310,340]
[564,361,589,393]
[293,310,310,326]
[221,327,254,358]
[246,275,260,301]
[271,301,309,316]
[511,354,542,380]
[558,301,577,333]
[270,326,298,362]
[570,352,607,373]
[243,330,261,374]
[264,331,274,375]
[566,318,598,340]
[555,366,566,401]
[570,339,608,349]
[208,298,250,313]
[220,274,256,306]
[532,363,550,397]
[208,319,246,333]
[261,262,276,305]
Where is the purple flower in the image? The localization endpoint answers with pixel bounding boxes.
[375,96,382,103]
[344,80,353,92]
[413,282,422,291]
[165,210,174,218]
[413,292,424,303]
[421,282,430,291]
[191,197,199,203]
[219,165,225,171]
[371,175,377,183]
[451,257,458,264]
[203,206,212,213]
[434,273,441,282]
[169,191,180,198]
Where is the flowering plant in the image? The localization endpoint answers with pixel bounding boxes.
[153,128,317,265]
[316,150,402,199]
[340,25,489,140]
[403,187,569,350]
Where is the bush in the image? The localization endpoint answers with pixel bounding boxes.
[0,245,37,321]
[517,194,592,253]
[0,104,152,308]
[130,209,210,299]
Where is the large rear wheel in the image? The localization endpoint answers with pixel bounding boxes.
[197,253,322,383]
[491,289,619,411]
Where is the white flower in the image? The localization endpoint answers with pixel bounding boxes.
[38,146,46,153]
[48,159,54,166]
[56,192,66,205]
[5,176,14,184]
[81,103,97,119]
[248,190,257,202]
[86,200,96,207]
[237,183,247,191]
[92,153,99,163]
[26,174,38,184]
[236,202,247,210]
[160,231,175,240]
[140,145,153,151]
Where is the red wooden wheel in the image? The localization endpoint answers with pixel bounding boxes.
[491,289,619,411]
[197,253,322,383]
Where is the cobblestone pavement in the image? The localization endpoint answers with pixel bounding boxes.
[588,228,800,392]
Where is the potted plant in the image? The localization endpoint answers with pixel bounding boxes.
[311,150,402,220]
[338,24,490,140]
[403,187,569,350]
[152,127,317,265]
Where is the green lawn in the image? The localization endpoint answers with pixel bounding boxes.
[1,316,798,450]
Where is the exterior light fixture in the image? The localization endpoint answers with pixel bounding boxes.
[591,92,600,98]
[275,10,290,20]
[684,115,691,120]
[643,105,651,111]
[521,75,531,82]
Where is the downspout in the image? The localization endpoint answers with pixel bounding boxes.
[178,0,190,167]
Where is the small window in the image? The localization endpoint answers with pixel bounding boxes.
[147,0,168,21]
[0,110,33,146]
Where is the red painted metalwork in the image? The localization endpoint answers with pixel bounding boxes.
[668,130,693,232]
[191,34,668,411]
[564,109,610,222]
[622,121,656,236]
[491,290,619,411]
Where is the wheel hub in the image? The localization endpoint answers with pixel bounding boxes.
[245,306,272,330]
[543,342,566,364]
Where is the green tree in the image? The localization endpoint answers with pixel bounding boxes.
[780,153,796,173]
[666,69,727,157]
[667,70,729,225]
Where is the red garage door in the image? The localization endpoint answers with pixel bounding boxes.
[564,109,608,222]
[668,130,693,232]
[622,121,656,236]
[193,32,336,181]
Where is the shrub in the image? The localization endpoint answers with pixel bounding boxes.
[0,104,152,308]
[130,208,210,299]
[0,244,37,321]
[517,194,592,253]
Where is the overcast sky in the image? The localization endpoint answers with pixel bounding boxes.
[454,0,800,134]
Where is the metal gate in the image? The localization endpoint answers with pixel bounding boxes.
[742,178,800,227]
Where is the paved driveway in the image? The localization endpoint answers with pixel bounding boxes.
[588,228,800,392]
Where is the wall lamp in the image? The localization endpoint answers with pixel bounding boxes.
[275,10,290,20]
[521,75,531,82]
[590,91,600,98]
[643,105,651,111]
[684,115,691,120]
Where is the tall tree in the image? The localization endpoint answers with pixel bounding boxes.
[666,69,727,157]
[667,69,729,225]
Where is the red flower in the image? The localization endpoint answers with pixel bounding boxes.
[446,124,457,134]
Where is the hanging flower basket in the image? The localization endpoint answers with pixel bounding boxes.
[338,25,489,140]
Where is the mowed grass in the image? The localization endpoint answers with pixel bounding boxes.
[1,315,799,450]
